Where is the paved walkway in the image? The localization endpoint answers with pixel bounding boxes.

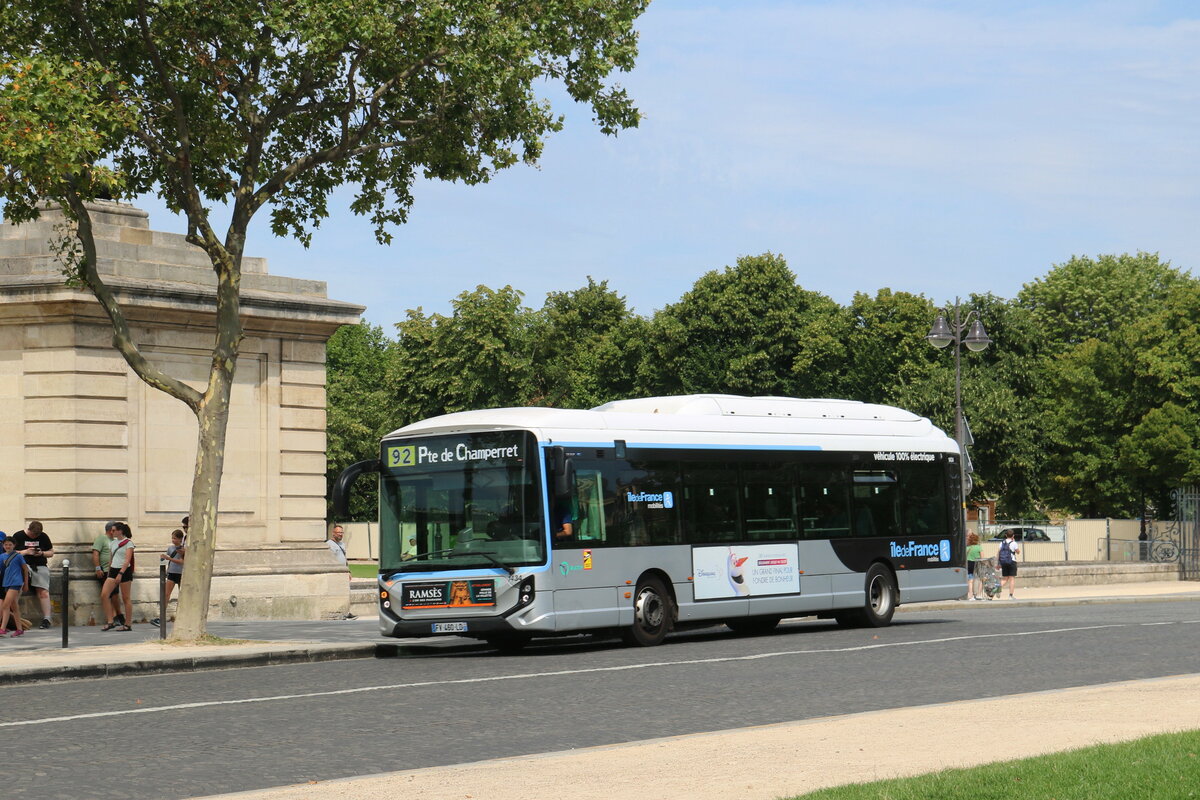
[203,673,1200,800]
[1,580,1197,684]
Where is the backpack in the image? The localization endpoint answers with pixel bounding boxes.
[998,539,1015,565]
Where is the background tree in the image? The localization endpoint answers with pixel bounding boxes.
[1020,253,1185,352]
[1024,255,1198,518]
[0,0,647,638]
[529,278,649,408]
[326,322,398,522]
[638,253,844,397]
[840,289,938,405]
[1117,279,1200,517]
[391,286,537,421]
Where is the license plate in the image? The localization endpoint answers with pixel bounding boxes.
[432,622,468,633]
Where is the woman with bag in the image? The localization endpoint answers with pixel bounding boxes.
[101,523,136,631]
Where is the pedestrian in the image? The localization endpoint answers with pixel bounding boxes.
[12,521,54,629]
[92,521,125,627]
[151,528,185,627]
[0,537,30,637]
[327,524,356,620]
[965,532,982,600]
[101,523,135,631]
[327,524,348,565]
[998,529,1020,600]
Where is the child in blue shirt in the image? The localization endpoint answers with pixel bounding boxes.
[1,537,30,636]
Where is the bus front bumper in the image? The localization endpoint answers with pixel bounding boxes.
[379,595,553,639]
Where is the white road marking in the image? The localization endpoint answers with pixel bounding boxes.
[3,619,1197,729]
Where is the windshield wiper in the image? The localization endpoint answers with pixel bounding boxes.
[470,551,515,575]
[409,548,515,575]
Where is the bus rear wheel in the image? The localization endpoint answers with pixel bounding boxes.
[725,616,781,635]
[835,564,897,628]
[621,576,674,647]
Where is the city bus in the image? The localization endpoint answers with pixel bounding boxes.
[332,394,966,650]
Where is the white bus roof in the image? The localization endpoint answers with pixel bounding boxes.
[383,395,956,454]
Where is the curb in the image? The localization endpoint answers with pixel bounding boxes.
[900,593,1200,613]
[1,642,387,686]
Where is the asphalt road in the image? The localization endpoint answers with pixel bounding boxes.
[5,601,1199,800]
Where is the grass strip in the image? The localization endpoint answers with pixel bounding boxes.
[788,729,1200,800]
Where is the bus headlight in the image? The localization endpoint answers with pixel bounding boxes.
[516,577,535,609]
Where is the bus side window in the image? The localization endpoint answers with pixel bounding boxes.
[682,465,740,543]
[573,470,607,543]
[898,463,948,535]
[852,471,899,538]
[616,460,681,546]
[741,465,796,541]
[799,467,851,539]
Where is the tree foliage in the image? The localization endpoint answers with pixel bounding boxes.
[529,278,648,408]
[326,322,397,521]
[328,251,1200,523]
[1019,253,1186,352]
[638,253,844,397]
[1,0,647,638]
[392,285,536,420]
[1025,257,1200,518]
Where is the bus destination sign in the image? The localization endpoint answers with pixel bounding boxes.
[384,432,529,471]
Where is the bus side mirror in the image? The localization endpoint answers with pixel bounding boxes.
[548,446,576,501]
[332,459,381,519]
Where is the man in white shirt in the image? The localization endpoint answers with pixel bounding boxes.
[327,524,355,619]
[327,524,348,565]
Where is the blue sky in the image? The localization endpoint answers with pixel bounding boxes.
[138,1,1200,329]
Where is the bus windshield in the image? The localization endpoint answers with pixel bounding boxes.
[378,431,545,573]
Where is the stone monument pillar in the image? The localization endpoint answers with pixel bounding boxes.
[0,201,364,623]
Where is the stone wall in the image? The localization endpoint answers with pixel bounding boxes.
[1,202,364,624]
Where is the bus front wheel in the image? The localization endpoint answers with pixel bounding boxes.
[621,575,675,647]
[835,564,897,628]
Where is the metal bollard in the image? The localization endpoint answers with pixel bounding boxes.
[159,562,167,640]
[60,560,70,649]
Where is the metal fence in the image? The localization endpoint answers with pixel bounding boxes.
[1168,488,1199,580]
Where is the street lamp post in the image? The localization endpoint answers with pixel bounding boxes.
[926,298,991,534]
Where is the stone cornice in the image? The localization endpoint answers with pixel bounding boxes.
[0,273,364,335]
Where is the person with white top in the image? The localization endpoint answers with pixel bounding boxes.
[327,524,356,620]
[101,523,136,631]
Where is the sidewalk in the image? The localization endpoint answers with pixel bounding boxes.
[2,580,1198,686]
[205,673,1200,800]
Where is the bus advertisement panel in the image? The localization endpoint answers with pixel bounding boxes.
[692,544,801,599]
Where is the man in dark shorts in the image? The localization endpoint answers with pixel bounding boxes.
[998,531,1021,599]
[12,521,54,628]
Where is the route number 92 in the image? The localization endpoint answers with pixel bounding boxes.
[388,446,415,468]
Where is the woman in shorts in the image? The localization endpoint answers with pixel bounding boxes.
[151,528,185,627]
[0,538,30,636]
[101,523,136,630]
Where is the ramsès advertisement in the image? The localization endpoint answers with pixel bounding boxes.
[692,544,800,600]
